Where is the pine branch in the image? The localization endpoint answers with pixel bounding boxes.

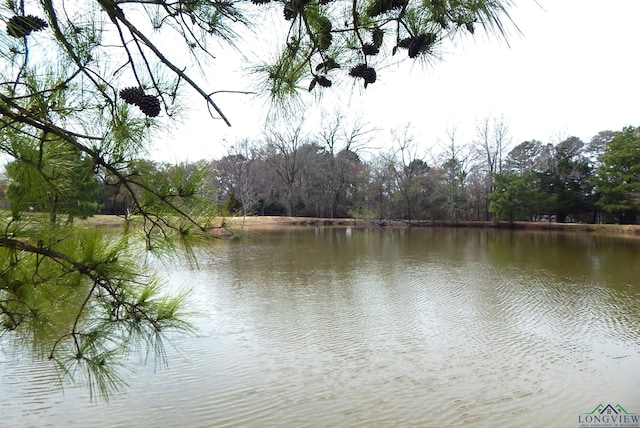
[96,0,233,126]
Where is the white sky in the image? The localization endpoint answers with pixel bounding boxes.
[150,0,640,162]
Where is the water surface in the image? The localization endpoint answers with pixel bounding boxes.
[2,227,639,427]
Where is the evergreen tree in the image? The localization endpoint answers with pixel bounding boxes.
[594,126,640,223]
[489,170,537,223]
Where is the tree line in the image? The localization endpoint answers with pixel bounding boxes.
[4,117,638,225]
[213,121,640,224]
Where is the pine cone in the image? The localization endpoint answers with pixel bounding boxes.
[366,0,406,17]
[372,28,384,48]
[362,67,376,85]
[119,87,146,106]
[350,64,376,87]
[366,0,394,17]
[407,38,423,58]
[362,43,379,56]
[399,33,437,58]
[138,95,161,117]
[315,57,339,73]
[465,22,475,34]
[283,3,296,20]
[6,15,48,38]
[315,16,332,51]
[397,37,412,49]
[316,76,332,88]
[317,30,332,51]
[349,63,368,78]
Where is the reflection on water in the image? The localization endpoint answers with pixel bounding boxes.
[2,228,640,427]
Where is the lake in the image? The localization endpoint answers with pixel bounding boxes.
[1,227,639,427]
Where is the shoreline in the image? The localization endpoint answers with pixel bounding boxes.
[218,216,640,237]
[75,214,640,238]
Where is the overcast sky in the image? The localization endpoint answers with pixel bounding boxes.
[150,0,640,162]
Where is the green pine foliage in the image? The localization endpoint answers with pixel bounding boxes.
[5,138,102,221]
[253,0,515,104]
[489,171,538,222]
[0,0,225,399]
[594,126,640,223]
[0,225,194,400]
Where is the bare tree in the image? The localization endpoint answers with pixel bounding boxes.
[318,113,375,217]
[259,122,310,217]
[473,115,511,219]
[217,139,261,221]
[441,125,472,223]
[366,153,397,220]
[390,126,429,222]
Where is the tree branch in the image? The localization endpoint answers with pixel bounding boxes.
[96,0,232,126]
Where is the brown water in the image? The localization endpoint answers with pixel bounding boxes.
[1,227,640,427]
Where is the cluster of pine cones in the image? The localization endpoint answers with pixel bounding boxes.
[349,64,377,87]
[6,15,48,38]
[119,87,161,117]
[366,0,408,17]
[308,74,332,91]
[397,33,437,58]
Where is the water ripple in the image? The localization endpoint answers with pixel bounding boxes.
[2,228,640,427]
